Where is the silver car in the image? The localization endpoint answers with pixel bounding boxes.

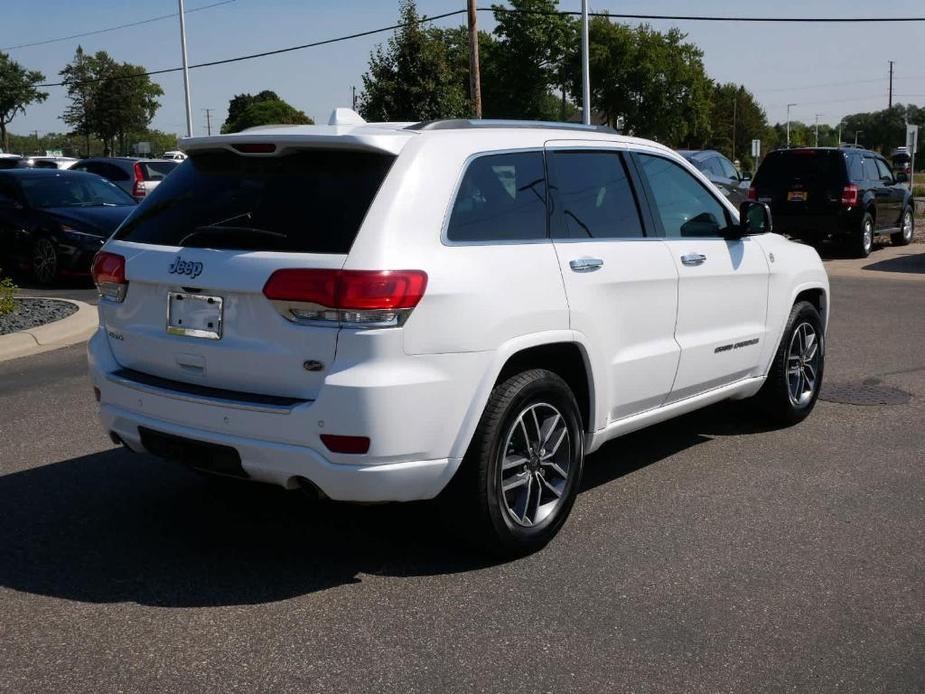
[71,157,179,201]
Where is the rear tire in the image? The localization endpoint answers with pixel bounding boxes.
[32,237,59,285]
[847,212,874,258]
[441,369,584,557]
[891,207,914,246]
[753,301,825,426]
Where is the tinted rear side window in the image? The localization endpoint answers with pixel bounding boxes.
[114,150,395,253]
[549,150,644,239]
[141,161,178,180]
[446,151,547,242]
[753,150,845,188]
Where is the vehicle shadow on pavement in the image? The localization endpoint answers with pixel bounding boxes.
[862,250,925,274]
[0,403,777,608]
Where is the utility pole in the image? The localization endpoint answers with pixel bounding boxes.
[888,60,894,109]
[814,114,821,147]
[467,0,482,119]
[178,0,193,137]
[351,86,357,111]
[202,108,213,136]
[580,0,590,125]
[732,93,737,161]
[786,103,796,147]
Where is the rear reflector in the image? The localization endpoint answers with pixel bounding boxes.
[320,434,370,455]
[232,143,277,154]
[263,269,427,327]
[91,251,127,302]
[746,186,757,201]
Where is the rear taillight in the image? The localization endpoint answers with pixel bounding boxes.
[91,251,127,302]
[132,162,145,198]
[746,186,757,201]
[841,184,859,207]
[263,269,428,328]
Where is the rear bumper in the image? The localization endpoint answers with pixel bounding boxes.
[773,208,860,240]
[100,402,457,501]
[86,327,485,502]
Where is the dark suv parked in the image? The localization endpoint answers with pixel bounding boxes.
[678,149,749,205]
[749,146,914,257]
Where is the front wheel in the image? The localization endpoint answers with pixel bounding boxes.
[754,301,825,426]
[443,369,584,557]
[32,237,59,285]
[891,207,914,246]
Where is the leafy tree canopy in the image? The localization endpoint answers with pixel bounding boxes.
[0,51,47,152]
[221,97,313,133]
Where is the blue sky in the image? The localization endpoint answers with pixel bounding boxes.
[2,0,924,139]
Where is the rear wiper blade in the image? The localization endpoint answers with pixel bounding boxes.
[179,225,288,245]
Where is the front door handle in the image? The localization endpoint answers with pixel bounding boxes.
[680,253,707,266]
[569,257,604,273]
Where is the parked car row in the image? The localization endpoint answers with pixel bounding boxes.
[0,155,182,284]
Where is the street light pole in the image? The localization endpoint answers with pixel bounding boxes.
[786,103,796,147]
[580,0,590,125]
[814,114,821,147]
[467,0,482,119]
[178,0,193,137]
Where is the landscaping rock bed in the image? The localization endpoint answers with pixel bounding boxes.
[0,298,78,336]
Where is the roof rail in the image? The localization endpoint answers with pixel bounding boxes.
[406,119,617,134]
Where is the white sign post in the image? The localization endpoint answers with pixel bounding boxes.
[906,124,918,191]
[751,139,761,168]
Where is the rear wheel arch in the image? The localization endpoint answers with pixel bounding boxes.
[494,342,593,433]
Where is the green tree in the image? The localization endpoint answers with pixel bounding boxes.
[60,47,163,155]
[221,90,281,133]
[358,0,468,121]
[222,98,313,133]
[569,18,712,145]
[0,51,47,152]
[840,104,924,153]
[708,83,770,169]
[485,0,576,120]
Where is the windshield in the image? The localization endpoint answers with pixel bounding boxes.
[113,150,395,253]
[20,174,136,208]
[140,161,178,180]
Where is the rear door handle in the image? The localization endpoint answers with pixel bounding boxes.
[569,258,604,273]
[680,253,707,266]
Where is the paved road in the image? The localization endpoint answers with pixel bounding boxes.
[1,271,923,693]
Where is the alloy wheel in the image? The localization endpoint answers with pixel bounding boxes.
[902,211,913,242]
[33,239,58,284]
[787,322,821,407]
[862,218,873,254]
[499,402,574,527]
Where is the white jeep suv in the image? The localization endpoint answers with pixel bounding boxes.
[88,115,829,555]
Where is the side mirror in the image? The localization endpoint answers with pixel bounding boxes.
[895,172,908,184]
[737,200,772,236]
[741,171,752,181]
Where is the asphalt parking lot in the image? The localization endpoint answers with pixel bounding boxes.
[1,247,923,693]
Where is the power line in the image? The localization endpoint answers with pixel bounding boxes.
[1,0,237,51]
[34,7,925,89]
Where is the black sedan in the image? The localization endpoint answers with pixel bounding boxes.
[0,169,137,284]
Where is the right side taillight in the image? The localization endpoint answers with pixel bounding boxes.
[132,162,145,198]
[91,251,127,302]
[841,184,859,207]
[262,269,428,328]
[746,186,757,201]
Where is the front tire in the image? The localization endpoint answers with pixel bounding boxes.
[754,301,825,426]
[443,369,584,557]
[32,237,59,285]
[891,207,914,246]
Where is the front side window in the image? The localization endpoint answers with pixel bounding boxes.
[549,150,644,239]
[446,151,547,242]
[718,157,739,180]
[638,154,729,239]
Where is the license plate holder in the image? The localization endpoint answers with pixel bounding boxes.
[167,292,223,339]
[787,190,808,202]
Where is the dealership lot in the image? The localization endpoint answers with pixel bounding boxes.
[0,254,923,692]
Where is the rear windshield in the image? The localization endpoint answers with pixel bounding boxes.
[114,150,395,253]
[140,161,178,180]
[753,150,846,189]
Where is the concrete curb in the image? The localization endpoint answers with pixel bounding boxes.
[0,298,98,363]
